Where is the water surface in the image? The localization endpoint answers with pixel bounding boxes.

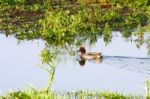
[0,32,150,95]
[52,33,150,95]
[0,34,48,93]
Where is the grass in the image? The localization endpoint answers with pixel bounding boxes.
[0,88,143,99]
[1,79,150,99]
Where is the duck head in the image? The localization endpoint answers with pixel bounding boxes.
[77,46,86,54]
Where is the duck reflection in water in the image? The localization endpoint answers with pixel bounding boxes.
[77,46,103,66]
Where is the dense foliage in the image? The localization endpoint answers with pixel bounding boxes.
[1,0,150,41]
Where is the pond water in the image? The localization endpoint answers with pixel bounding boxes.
[52,32,150,95]
[0,32,150,95]
[0,34,48,93]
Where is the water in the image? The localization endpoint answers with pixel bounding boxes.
[0,32,150,95]
[52,33,150,95]
[0,34,48,93]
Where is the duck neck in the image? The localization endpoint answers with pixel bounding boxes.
[80,47,86,55]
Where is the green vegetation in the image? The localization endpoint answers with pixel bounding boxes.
[0,88,143,99]
[1,0,150,44]
[1,0,150,98]
[1,79,149,98]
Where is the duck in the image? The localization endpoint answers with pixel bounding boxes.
[77,46,102,59]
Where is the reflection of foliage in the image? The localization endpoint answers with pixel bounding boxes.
[103,23,111,44]
[146,38,150,55]
[133,25,145,48]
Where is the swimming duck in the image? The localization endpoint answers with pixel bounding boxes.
[77,46,102,59]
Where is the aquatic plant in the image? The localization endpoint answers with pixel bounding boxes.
[40,49,56,92]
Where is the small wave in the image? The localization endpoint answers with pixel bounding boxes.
[103,55,150,60]
[102,55,150,76]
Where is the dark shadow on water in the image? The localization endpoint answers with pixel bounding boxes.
[77,57,103,66]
